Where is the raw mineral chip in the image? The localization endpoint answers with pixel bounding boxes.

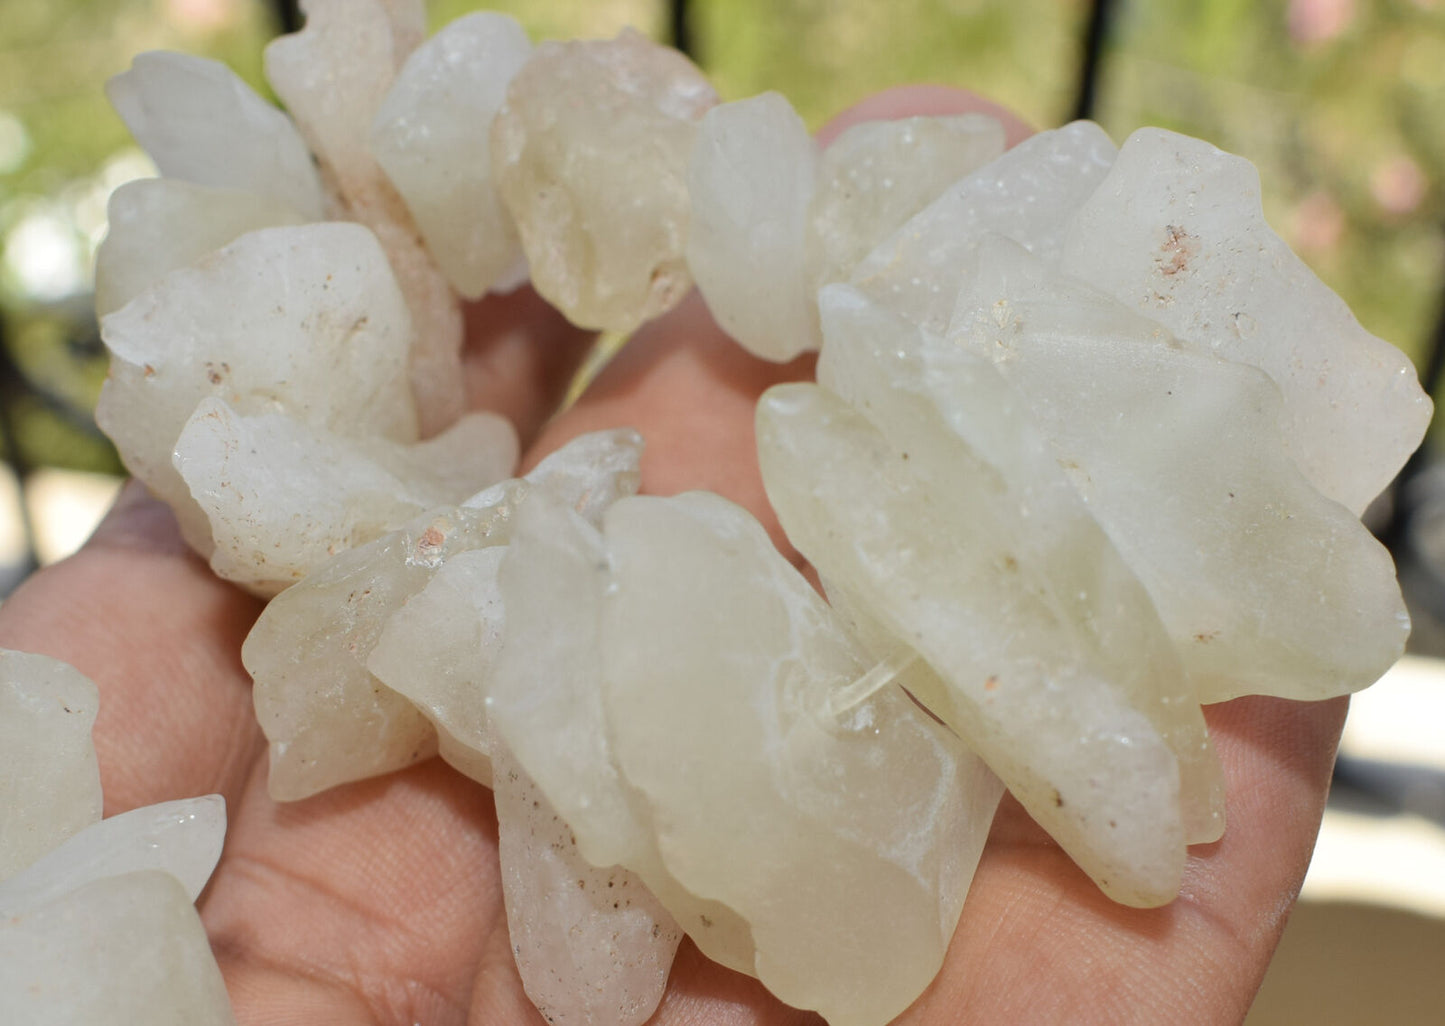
[1058,127,1432,515]
[0,870,236,1025]
[246,430,643,801]
[266,0,465,435]
[811,282,1223,842]
[94,178,308,319]
[0,650,102,881]
[686,92,820,361]
[806,113,1005,295]
[758,360,1213,905]
[97,222,417,555]
[246,498,510,800]
[492,28,718,331]
[489,490,757,975]
[106,51,325,221]
[174,399,517,597]
[851,120,1116,334]
[371,12,532,299]
[367,548,506,786]
[0,796,225,917]
[686,94,1006,363]
[492,738,682,1026]
[598,492,1001,1025]
[948,240,1410,703]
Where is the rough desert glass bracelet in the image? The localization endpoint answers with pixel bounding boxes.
[0,1,1430,1024]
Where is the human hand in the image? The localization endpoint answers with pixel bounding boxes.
[0,87,1342,1025]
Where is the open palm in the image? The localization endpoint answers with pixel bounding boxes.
[0,89,1343,1026]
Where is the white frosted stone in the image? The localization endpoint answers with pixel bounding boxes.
[245,431,643,800]
[851,121,1116,334]
[266,0,464,435]
[808,113,1004,293]
[758,374,1204,906]
[0,796,225,917]
[492,739,682,1026]
[95,178,307,318]
[599,492,1000,1025]
[106,51,325,221]
[96,223,417,556]
[367,547,507,786]
[812,284,1224,840]
[493,29,717,332]
[490,489,757,975]
[372,12,532,299]
[0,651,102,881]
[686,93,820,361]
[175,400,516,597]
[0,870,236,1025]
[949,241,1409,703]
[1058,127,1431,514]
[507,427,645,526]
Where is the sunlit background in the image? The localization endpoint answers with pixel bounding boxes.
[1,1,1443,1020]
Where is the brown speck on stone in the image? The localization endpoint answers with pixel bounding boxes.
[1194,630,1220,643]
[1157,224,1199,277]
[1053,789,1064,807]
[984,675,999,691]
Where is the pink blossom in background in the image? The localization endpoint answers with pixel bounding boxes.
[1288,0,1357,45]
[1371,155,1429,216]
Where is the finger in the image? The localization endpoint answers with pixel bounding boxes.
[0,480,263,816]
[899,696,1346,1025]
[202,759,522,1026]
[816,83,1034,147]
[459,284,598,449]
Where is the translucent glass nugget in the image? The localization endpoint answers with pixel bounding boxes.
[491,489,1002,1025]
[492,29,718,331]
[949,239,1410,703]
[0,650,102,879]
[245,430,642,800]
[266,0,468,434]
[0,650,233,1023]
[686,92,1004,361]
[371,12,533,299]
[1058,128,1433,514]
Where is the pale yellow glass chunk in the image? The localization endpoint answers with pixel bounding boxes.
[106,51,325,221]
[175,401,516,597]
[371,12,532,299]
[808,113,1004,293]
[489,490,758,975]
[1058,127,1432,514]
[0,871,237,1025]
[95,178,307,319]
[851,121,1116,334]
[0,651,102,881]
[246,431,642,801]
[759,374,1205,906]
[599,492,1001,1024]
[492,29,717,331]
[948,240,1409,703]
[493,739,682,1026]
[686,92,820,361]
[266,0,464,435]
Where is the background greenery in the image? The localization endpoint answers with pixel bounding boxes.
[0,0,1441,474]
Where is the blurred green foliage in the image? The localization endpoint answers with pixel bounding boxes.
[0,0,1441,475]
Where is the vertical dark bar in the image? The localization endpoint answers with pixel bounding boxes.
[671,0,693,59]
[1071,0,1114,123]
[273,0,302,35]
[0,319,40,593]
[1379,249,1445,551]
